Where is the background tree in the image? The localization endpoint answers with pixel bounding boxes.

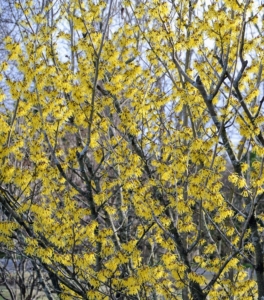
[0,0,264,299]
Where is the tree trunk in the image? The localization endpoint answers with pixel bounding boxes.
[249,215,264,299]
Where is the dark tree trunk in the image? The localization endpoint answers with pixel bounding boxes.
[170,225,206,300]
[249,215,264,300]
